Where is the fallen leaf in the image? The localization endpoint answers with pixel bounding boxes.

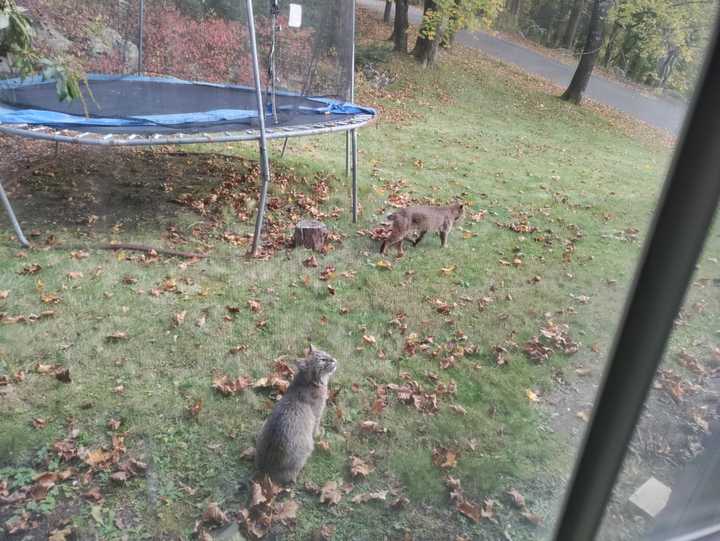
[317,440,331,451]
[391,496,409,509]
[188,399,203,419]
[350,456,375,478]
[439,265,457,275]
[202,502,229,525]
[303,255,319,268]
[506,488,525,509]
[20,264,42,275]
[66,271,84,280]
[359,420,387,434]
[320,265,336,281]
[48,526,73,541]
[351,490,388,503]
[0,290,8,300]
[212,374,252,396]
[432,447,458,469]
[82,487,103,502]
[320,481,343,505]
[576,410,590,422]
[107,419,121,430]
[275,499,300,523]
[113,385,125,395]
[110,471,129,483]
[457,499,482,523]
[240,447,256,460]
[32,418,47,429]
[313,524,336,541]
[41,293,62,304]
[248,299,262,313]
[375,259,393,270]
[575,367,593,377]
[449,404,467,415]
[29,471,59,500]
[362,334,377,346]
[526,389,540,402]
[521,509,544,526]
[70,250,90,260]
[106,331,129,342]
[370,398,385,415]
[55,368,71,383]
[173,311,187,326]
[195,314,207,327]
[85,448,113,467]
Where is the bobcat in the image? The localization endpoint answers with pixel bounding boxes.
[380,203,464,256]
[255,345,337,484]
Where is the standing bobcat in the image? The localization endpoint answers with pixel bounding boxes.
[380,203,464,256]
[255,346,337,484]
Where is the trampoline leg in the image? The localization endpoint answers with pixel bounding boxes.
[246,0,273,257]
[54,141,59,158]
[345,131,351,178]
[0,180,30,248]
[280,137,289,159]
[251,142,272,256]
[351,129,358,223]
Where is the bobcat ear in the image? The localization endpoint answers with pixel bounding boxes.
[308,343,317,354]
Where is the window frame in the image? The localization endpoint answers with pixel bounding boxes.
[552,21,720,541]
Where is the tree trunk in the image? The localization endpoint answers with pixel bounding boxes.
[658,48,678,88]
[292,220,328,252]
[383,0,393,23]
[441,0,461,49]
[510,0,522,17]
[561,0,613,104]
[413,0,444,67]
[393,0,409,52]
[561,0,585,49]
[602,22,621,67]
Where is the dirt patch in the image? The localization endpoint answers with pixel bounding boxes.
[0,137,252,234]
[1,135,348,257]
[544,353,720,539]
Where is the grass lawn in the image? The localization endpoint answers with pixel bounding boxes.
[4,10,716,541]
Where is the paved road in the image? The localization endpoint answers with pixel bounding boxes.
[358,0,687,134]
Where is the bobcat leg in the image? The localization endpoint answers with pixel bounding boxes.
[380,239,388,254]
[413,230,427,246]
[440,230,448,247]
[397,239,405,257]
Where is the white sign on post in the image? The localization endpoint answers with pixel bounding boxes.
[288,3,302,28]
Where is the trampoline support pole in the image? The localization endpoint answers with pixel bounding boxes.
[351,129,358,223]
[246,0,273,257]
[345,131,351,178]
[0,180,30,248]
[350,0,358,222]
[138,0,145,73]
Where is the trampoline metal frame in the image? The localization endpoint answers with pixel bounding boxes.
[0,0,369,251]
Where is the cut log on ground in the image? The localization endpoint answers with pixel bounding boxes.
[292,220,327,252]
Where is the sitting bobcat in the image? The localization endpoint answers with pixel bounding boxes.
[380,203,464,256]
[255,345,337,484]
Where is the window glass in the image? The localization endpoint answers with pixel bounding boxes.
[0,0,717,539]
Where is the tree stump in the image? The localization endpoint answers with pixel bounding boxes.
[292,220,327,252]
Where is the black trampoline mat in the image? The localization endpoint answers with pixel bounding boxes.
[0,79,324,117]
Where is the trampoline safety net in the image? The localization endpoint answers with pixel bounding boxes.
[0,0,363,133]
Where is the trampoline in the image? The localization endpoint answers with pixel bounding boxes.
[0,0,376,253]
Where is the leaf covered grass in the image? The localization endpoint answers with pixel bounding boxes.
[0,14,697,540]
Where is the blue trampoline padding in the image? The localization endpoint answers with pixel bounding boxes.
[0,74,376,129]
